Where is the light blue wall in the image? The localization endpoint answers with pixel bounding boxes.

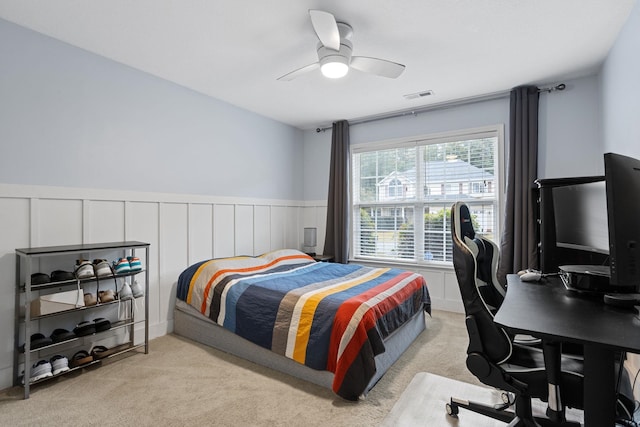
[303,129,332,202]
[348,98,508,146]
[303,75,605,201]
[0,18,304,200]
[2,11,628,204]
[303,98,509,202]
[601,0,640,158]
[539,75,604,177]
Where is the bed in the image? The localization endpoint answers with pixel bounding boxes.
[173,249,430,400]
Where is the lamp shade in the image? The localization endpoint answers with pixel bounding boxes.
[303,227,317,247]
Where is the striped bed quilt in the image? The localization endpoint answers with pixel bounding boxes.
[176,249,430,400]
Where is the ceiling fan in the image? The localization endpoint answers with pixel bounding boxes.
[277,10,406,81]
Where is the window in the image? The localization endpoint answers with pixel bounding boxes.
[387,178,404,198]
[472,182,486,194]
[352,127,502,264]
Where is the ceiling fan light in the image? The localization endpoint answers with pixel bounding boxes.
[317,40,352,79]
[321,61,349,78]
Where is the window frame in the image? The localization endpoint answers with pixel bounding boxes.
[350,125,505,266]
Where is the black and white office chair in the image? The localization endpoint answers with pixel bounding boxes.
[454,202,539,346]
[447,202,585,426]
[453,201,505,314]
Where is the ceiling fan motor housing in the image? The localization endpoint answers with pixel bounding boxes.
[317,39,353,68]
[277,13,404,81]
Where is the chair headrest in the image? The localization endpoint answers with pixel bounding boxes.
[454,202,476,242]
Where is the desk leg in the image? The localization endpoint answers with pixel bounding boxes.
[583,345,615,427]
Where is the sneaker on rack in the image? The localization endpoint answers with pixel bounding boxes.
[113,258,131,275]
[119,281,133,301]
[23,359,53,383]
[130,280,144,298]
[84,292,97,306]
[127,256,142,272]
[74,259,94,279]
[98,289,116,303]
[92,259,112,277]
[50,355,70,375]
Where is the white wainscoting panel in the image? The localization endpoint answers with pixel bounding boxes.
[159,202,189,334]
[188,203,214,265]
[421,270,446,301]
[213,204,235,258]
[270,206,286,250]
[284,206,301,250]
[0,184,317,392]
[35,199,83,247]
[444,272,464,311]
[0,186,459,392]
[235,205,254,256]
[254,205,271,255]
[127,201,160,329]
[87,200,126,244]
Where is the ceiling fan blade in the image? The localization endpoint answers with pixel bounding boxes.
[350,56,406,79]
[277,62,320,81]
[309,9,340,51]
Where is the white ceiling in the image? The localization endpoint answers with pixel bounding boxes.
[0,0,635,130]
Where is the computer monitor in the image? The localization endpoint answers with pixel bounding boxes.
[604,152,640,290]
[553,179,608,256]
[536,176,609,274]
[536,152,640,294]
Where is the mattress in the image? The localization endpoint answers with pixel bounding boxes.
[173,299,426,395]
[174,249,430,399]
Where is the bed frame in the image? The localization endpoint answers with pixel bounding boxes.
[173,299,426,396]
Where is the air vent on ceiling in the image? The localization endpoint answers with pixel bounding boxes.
[403,90,434,100]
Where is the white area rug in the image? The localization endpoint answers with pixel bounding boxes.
[381,372,584,426]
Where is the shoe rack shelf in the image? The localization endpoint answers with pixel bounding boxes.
[26,342,147,387]
[19,292,144,322]
[14,241,150,399]
[18,268,145,293]
[20,318,146,354]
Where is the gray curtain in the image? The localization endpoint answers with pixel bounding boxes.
[323,120,350,263]
[498,86,539,283]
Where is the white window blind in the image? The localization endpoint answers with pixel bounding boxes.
[352,127,502,264]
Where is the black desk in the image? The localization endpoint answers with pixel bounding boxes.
[495,275,640,427]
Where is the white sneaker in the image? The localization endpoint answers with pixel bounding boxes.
[74,260,94,279]
[119,281,133,301]
[22,359,53,384]
[130,280,144,298]
[50,355,70,375]
[93,259,112,277]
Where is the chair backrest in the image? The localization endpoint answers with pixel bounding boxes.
[451,202,512,364]
[452,202,505,313]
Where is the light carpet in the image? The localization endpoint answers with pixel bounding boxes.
[0,310,481,426]
[382,372,584,426]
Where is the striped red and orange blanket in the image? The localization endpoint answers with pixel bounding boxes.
[176,249,430,400]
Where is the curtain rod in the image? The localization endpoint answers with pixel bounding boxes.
[315,83,565,133]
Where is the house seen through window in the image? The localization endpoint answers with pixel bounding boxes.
[352,127,501,264]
